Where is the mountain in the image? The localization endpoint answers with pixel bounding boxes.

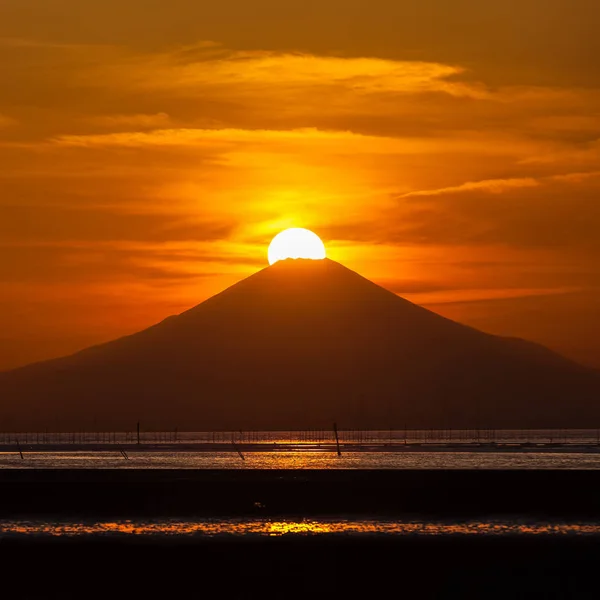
[1,258,599,431]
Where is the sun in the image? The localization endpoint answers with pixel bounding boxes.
[268,228,326,265]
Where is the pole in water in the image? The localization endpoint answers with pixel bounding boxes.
[16,438,24,459]
[333,422,342,456]
[231,433,245,460]
[136,421,140,445]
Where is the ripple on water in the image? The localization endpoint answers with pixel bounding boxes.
[2,518,600,538]
[2,450,600,469]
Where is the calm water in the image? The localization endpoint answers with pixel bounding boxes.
[2,517,600,539]
[5,432,600,540]
[2,450,600,469]
[3,428,600,469]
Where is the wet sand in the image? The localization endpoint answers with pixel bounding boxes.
[2,468,600,518]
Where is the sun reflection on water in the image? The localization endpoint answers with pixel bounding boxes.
[4,450,600,470]
[3,519,600,538]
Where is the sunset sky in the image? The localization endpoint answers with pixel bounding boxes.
[1,0,599,371]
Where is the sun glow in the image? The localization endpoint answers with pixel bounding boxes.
[267,228,326,265]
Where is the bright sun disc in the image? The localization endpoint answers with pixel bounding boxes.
[268,228,326,265]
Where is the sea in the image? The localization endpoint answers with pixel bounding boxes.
[2,517,600,540]
[3,429,600,543]
[2,428,600,470]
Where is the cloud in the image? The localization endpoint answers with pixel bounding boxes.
[0,239,264,285]
[51,127,367,148]
[318,171,600,264]
[2,1,600,87]
[399,171,600,199]
[520,139,600,170]
[0,204,238,244]
[85,44,481,98]
[407,286,583,305]
[400,177,541,198]
[85,112,172,129]
[399,173,600,251]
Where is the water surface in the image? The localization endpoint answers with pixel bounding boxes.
[3,517,600,538]
[3,450,600,469]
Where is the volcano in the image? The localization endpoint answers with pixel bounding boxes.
[1,258,599,431]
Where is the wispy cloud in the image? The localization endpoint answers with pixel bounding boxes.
[84,44,482,98]
[84,112,172,129]
[399,171,600,198]
[400,177,540,198]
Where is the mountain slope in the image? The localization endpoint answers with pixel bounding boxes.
[1,259,598,430]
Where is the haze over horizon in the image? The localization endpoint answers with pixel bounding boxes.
[1,0,599,371]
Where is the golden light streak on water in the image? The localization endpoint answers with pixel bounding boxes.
[3,520,600,538]
[4,450,600,469]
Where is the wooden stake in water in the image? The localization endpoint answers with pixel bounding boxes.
[333,422,342,456]
[137,422,140,445]
[231,433,245,460]
[16,438,24,459]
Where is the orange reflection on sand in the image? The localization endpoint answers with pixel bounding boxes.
[3,519,600,538]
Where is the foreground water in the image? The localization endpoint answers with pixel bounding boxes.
[3,449,600,469]
[2,517,600,539]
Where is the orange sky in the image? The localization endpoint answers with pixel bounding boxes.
[1,0,599,370]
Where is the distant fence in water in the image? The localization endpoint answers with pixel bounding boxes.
[2,429,600,446]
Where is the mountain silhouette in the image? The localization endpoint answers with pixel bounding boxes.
[1,258,599,431]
